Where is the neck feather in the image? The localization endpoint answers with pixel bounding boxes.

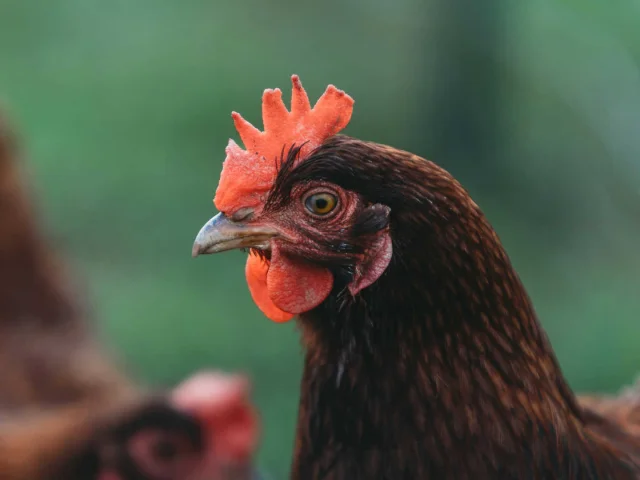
[0,129,77,328]
[292,146,633,478]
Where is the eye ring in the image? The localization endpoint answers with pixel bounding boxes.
[303,191,339,217]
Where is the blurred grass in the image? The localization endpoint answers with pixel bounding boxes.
[1,0,640,476]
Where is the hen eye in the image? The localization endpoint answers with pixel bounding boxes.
[304,192,337,216]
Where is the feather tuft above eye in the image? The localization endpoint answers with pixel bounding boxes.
[213,75,355,214]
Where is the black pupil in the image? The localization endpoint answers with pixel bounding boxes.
[153,438,178,460]
[315,197,328,210]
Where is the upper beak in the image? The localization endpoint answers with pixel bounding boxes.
[192,212,279,257]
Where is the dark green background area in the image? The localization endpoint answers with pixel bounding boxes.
[1,0,639,476]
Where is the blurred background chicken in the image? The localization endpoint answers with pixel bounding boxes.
[0,114,262,480]
[1,0,639,477]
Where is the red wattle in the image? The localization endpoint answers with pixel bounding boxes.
[244,245,334,322]
[266,243,334,315]
[245,254,293,322]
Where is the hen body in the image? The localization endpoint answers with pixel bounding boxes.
[287,137,640,479]
[193,77,640,479]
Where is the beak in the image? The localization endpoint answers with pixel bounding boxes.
[192,212,278,257]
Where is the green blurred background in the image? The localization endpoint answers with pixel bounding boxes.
[1,0,639,476]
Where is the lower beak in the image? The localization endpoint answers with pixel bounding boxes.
[192,213,278,257]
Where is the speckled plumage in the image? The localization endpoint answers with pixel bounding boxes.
[0,118,210,480]
[266,136,640,479]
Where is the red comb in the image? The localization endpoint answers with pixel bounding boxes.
[214,75,354,213]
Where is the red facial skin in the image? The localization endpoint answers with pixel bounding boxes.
[205,76,376,323]
[97,371,259,480]
[172,372,259,477]
[241,182,392,322]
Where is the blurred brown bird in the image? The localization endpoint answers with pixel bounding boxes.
[0,114,261,480]
[193,76,640,479]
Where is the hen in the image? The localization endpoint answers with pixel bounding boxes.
[0,114,260,480]
[192,76,640,479]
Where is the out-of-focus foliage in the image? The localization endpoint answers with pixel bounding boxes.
[1,0,639,476]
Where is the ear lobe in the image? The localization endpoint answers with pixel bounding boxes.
[348,229,392,296]
[351,203,391,237]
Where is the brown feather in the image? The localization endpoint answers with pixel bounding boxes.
[271,135,640,479]
[0,115,203,480]
[0,114,135,407]
[580,380,640,457]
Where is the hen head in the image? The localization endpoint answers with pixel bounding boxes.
[192,76,393,322]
